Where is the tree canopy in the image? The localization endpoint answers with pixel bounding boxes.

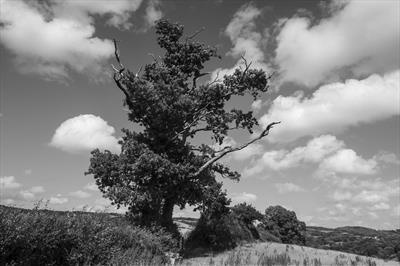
[86,20,278,231]
[261,205,306,245]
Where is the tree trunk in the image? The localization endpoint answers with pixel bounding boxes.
[161,198,175,231]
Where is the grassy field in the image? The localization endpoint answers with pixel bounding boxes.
[179,242,400,266]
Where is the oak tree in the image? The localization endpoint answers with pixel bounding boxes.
[86,20,279,231]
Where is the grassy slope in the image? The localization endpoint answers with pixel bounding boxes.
[175,217,400,261]
[180,242,400,266]
[0,205,173,265]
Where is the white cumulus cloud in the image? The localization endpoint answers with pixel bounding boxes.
[50,114,120,153]
[275,0,400,86]
[319,149,377,175]
[260,70,400,143]
[0,0,143,79]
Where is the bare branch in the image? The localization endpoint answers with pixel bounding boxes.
[207,71,221,87]
[192,121,281,177]
[186,27,205,41]
[111,39,134,110]
[135,65,143,78]
[113,39,124,71]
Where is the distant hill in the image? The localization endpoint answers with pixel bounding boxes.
[306,226,400,261]
[174,217,400,261]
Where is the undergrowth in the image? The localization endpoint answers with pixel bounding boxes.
[0,204,176,265]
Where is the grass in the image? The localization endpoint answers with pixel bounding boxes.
[0,204,176,266]
[178,242,399,266]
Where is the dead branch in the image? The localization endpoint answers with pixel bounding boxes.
[192,121,281,177]
[112,39,134,110]
[186,27,205,41]
[207,71,221,86]
[113,39,124,72]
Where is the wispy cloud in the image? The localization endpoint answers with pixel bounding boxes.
[275,182,305,194]
[231,192,257,204]
[0,176,22,189]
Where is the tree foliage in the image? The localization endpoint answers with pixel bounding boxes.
[231,203,263,225]
[261,205,306,245]
[86,20,277,231]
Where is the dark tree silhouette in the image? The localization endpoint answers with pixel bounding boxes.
[261,205,306,245]
[86,20,278,231]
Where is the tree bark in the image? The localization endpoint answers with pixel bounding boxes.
[161,198,175,231]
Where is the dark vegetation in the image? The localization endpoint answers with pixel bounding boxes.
[0,205,176,266]
[2,204,399,264]
[260,205,306,245]
[306,226,400,261]
[86,19,278,233]
[184,204,306,256]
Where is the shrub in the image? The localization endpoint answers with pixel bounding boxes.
[261,205,306,245]
[231,203,263,225]
[0,205,175,265]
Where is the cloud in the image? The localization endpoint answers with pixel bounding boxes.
[260,70,400,143]
[211,3,270,80]
[29,186,45,194]
[50,114,120,153]
[231,192,257,204]
[84,183,98,191]
[251,99,263,112]
[19,186,45,201]
[53,0,143,29]
[49,196,68,204]
[331,178,399,204]
[0,0,143,79]
[144,0,163,29]
[24,169,32,175]
[244,134,382,177]
[244,135,344,174]
[370,202,390,211]
[374,151,400,165]
[275,182,304,194]
[332,190,352,201]
[275,0,400,86]
[69,190,91,199]
[319,149,377,175]
[0,176,22,189]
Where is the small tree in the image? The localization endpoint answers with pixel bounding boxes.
[231,203,263,225]
[261,205,306,245]
[86,20,279,231]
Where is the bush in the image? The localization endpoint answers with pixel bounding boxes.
[231,203,263,225]
[0,205,176,265]
[261,205,306,245]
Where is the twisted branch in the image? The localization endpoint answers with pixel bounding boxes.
[192,121,281,177]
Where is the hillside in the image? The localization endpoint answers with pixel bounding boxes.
[306,226,400,261]
[175,218,400,262]
[179,241,400,266]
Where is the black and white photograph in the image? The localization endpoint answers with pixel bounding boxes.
[0,0,399,265]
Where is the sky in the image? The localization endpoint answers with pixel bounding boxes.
[0,0,399,230]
